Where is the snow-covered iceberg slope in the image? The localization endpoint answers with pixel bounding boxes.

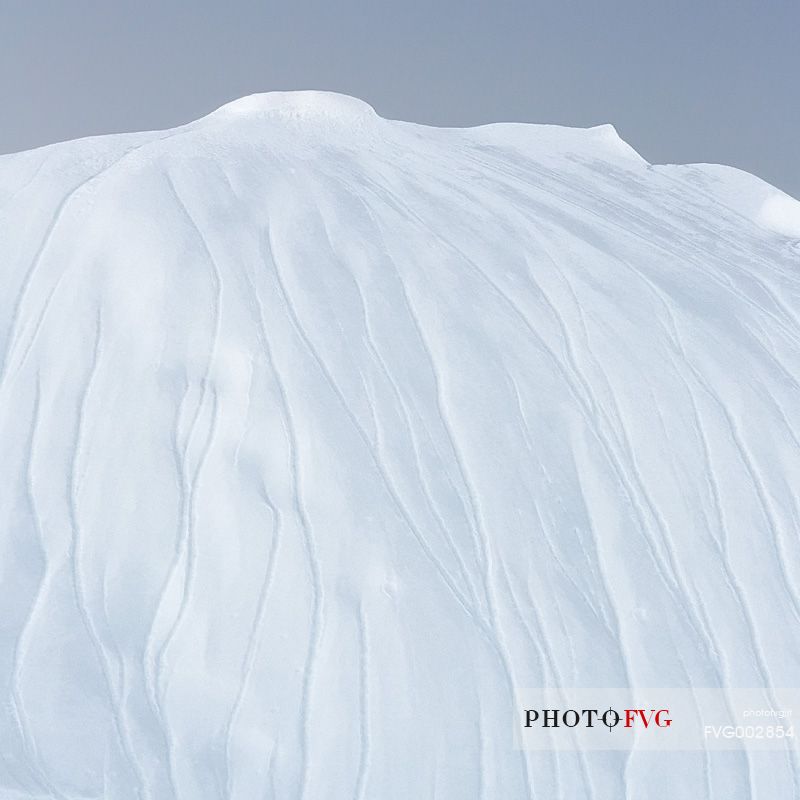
[1,91,799,799]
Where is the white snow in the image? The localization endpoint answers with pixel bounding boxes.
[759,192,800,238]
[1,91,799,799]
[654,161,800,238]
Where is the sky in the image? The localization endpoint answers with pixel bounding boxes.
[1,0,798,198]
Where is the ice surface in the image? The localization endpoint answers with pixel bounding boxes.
[1,91,799,799]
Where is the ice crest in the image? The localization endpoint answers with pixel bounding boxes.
[208,90,378,126]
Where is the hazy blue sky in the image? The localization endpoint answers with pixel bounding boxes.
[2,0,798,197]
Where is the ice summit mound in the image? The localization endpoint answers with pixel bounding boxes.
[208,90,380,123]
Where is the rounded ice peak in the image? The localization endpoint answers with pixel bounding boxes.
[757,191,800,238]
[208,90,379,125]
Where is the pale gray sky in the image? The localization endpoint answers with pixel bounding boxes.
[1,0,798,197]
